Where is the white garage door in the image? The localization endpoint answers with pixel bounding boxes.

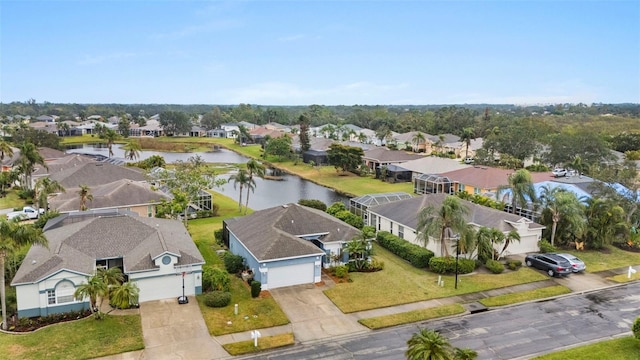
[267,262,314,289]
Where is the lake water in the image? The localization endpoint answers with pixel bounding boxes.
[65,144,349,210]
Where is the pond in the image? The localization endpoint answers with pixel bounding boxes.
[65,144,349,210]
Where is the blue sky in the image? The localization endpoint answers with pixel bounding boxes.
[1,1,639,105]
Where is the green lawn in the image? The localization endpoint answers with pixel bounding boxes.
[0,315,143,360]
[532,336,640,360]
[0,190,27,210]
[478,285,572,307]
[358,304,465,329]
[563,245,640,273]
[222,332,294,356]
[324,244,548,313]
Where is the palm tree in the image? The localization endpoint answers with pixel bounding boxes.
[453,348,478,360]
[0,140,13,163]
[34,177,65,212]
[460,127,475,159]
[539,185,584,246]
[109,281,140,310]
[474,227,495,263]
[498,230,521,260]
[0,221,47,329]
[244,160,266,214]
[229,169,250,212]
[97,266,124,308]
[412,132,426,153]
[103,129,120,158]
[417,196,469,257]
[583,197,626,249]
[122,139,141,161]
[500,169,536,215]
[406,328,453,360]
[78,184,93,211]
[74,274,108,319]
[17,141,46,190]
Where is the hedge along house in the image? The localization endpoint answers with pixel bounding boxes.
[11,214,204,318]
[367,193,545,259]
[223,203,361,290]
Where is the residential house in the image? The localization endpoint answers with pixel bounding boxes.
[47,160,147,189]
[48,179,170,216]
[129,119,164,137]
[11,214,205,318]
[362,147,423,176]
[367,193,545,258]
[249,126,288,146]
[223,203,360,290]
[440,166,552,197]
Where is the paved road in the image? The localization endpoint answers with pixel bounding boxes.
[240,282,640,360]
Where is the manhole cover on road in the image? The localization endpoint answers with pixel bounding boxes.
[465,302,488,314]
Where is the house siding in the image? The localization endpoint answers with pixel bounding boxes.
[15,270,89,318]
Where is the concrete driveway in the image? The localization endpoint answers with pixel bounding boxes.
[269,283,368,343]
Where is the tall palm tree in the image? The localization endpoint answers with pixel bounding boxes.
[417,196,469,257]
[412,132,426,153]
[244,159,265,214]
[500,169,536,215]
[539,185,584,246]
[103,129,120,158]
[74,274,108,318]
[583,197,625,249]
[406,328,453,360]
[229,169,250,212]
[460,127,475,159]
[34,177,65,212]
[17,141,46,190]
[78,184,93,211]
[474,227,495,263]
[122,139,141,161]
[0,221,47,329]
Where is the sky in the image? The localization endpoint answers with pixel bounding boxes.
[1,0,639,106]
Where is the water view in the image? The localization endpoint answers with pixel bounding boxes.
[65,144,349,209]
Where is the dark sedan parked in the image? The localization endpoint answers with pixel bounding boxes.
[525,253,573,277]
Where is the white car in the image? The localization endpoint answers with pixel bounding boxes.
[6,206,45,221]
[552,168,567,177]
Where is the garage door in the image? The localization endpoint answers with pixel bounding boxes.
[267,262,314,289]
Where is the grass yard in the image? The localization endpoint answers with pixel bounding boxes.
[197,277,290,336]
[532,336,640,360]
[222,332,294,356]
[478,285,572,307]
[564,245,640,273]
[608,273,640,283]
[0,315,143,360]
[358,304,465,330]
[0,190,26,210]
[324,244,548,313]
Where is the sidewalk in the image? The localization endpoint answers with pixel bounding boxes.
[214,264,637,348]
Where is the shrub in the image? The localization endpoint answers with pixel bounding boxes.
[633,316,640,340]
[326,202,347,216]
[204,291,231,308]
[334,210,364,229]
[250,281,261,298]
[368,258,385,271]
[507,259,522,270]
[202,267,230,292]
[485,259,505,274]
[428,257,476,274]
[334,265,349,279]
[213,229,224,245]
[223,253,244,274]
[457,258,476,274]
[376,231,434,268]
[298,199,327,211]
[538,240,557,253]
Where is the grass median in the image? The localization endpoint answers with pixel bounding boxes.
[222,332,295,356]
[478,285,572,307]
[358,304,465,329]
[532,336,640,360]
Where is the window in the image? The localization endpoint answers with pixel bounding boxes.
[398,226,404,239]
[147,205,153,217]
[390,222,394,234]
[55,281,76,304]
[474,187,481,194]
[47,290,55,305]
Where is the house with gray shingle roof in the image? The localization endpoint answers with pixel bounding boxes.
[11,214,204,318]
[367,193,544,258]
[48,160,146,188]
[362,147,423,172]
[223,203,360,290]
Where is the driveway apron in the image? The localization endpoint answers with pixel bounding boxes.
[269,284,368,343]
[138,299,228,360]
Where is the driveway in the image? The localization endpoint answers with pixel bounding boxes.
[269,283,368,343]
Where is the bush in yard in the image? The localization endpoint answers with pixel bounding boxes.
[376,231,434,268]
[428,257,476,274]
[250,281,262,298]
[334,210,364,229]
[298,199,327,211]
[334,265,349,279]
[633,316,640,340]
[485,259,505,274]
[203,267,230,292]
[214,228,224,245]
[457,258,476,274]
[326,202,347,216]
[507,260,522,270]
[538,240,557,253]
[204,291,231,308]
[223,253,245,274]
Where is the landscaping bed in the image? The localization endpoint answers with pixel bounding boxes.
[6,309,93,332]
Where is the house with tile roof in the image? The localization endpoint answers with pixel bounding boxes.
[223,203,360,290]
[367,193,545,258]
[11,215,204,318]
[440,166,553,196]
